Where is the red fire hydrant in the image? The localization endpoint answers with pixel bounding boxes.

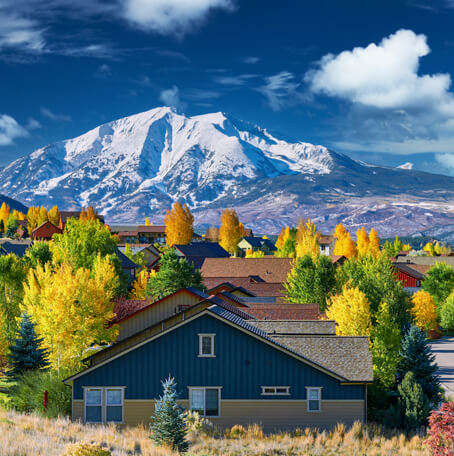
[43,390,49,412]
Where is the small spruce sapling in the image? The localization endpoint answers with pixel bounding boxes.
[150,377,188,453]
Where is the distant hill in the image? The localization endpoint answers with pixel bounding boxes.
[0,194,27,213]
[1,106,454,236]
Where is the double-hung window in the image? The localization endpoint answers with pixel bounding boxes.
[189,387,221,417]
[84,387,124,423]
[306,387,322,412]
[198,334,215,357]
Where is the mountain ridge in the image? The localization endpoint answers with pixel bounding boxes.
[2,107,454,236]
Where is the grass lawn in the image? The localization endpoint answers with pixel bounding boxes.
[0,408,432,456]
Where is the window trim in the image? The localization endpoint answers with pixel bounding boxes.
[306,387,322,412]
[260,386,290,396]
[188,386,222,418]
[198,334,215,357]
[83,387,125,424]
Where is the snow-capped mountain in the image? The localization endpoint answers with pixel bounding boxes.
[2,107,454,235]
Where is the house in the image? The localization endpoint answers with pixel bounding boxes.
[116,250,138,284]
[207,280,286,298]
[114,226,166,244]
[238,237,277,256]
[393,253,454,267]
[393,263,430,294]
[245,303,322,320]
[59,211,104,230]
[118,244,160,267]
[64,300,372,430]
[319,235,335,256]
[0,240,30,258]
[30,221,63,241]
[173,242,230,269]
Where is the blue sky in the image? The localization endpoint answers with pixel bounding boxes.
[1,0,454,175]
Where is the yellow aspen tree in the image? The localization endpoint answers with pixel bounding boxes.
[368,228,381,256]
[145,218,153,226]
[26,206,40,232]
[219,208,245,255]
[333,224,357,259]
[423,242,435,256]
[356,227,370,257]
[86,206,96,220]
[12,209,26,221]
[295,218,320,259]
[205,226,219,242]
[326,284,372,337]
[131,269,150,299]
[22,255,119,373]
[0,203,10,232]
[411,290,438,332]
[80,207,87,221]
[275,227,286,250]
[164,202,194,246]
[37,206,48,226]
[48,206,60,226]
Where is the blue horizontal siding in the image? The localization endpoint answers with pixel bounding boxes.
[73,314,364,401]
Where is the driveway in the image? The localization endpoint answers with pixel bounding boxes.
[430,336,454,399]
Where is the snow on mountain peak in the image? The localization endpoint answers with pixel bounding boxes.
[397,162,414,170]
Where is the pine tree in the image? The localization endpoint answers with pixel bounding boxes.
[397,325,440,404]
[150,377,188,452]
[164,202,194,246]
[7,313,48,379]
[146,250,205,300]
[398,371,431,430]
[218,208,245,255]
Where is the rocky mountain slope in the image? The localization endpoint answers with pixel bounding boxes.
[1,107,454,236]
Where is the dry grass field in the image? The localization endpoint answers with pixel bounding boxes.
[0,409,432,456]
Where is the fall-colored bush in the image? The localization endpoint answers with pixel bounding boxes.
[426,401,454,456]
[62,443,111,456]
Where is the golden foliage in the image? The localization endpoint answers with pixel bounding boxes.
[0,202,10,232]
[22,255,119,372]
[333,224,357,259]
[48,206,60,226]
[131,269,150,299]
[86,206,96,221]
[368,228,380,256]
[79,207,87,221]
[26,206,40,232]
[326,284,372,337]
[245,249,265,258]
[0,306,9,364]
[219,208,245,255]
[295,218,320,259]
[164,202,194,246]
[37,206,48,226]
[205,226,219,242]
[356,227,381,257]
[275,227,286,250]
[145,218,153,226]
[12,209,26,221]
[411,290,438,332]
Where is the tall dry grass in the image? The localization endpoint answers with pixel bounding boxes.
[0,409,431,456]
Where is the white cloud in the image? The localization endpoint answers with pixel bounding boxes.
[306,29,454,112]
[215,74,257,86]
[242,56,260,64]
[40,107,72,122]
[122,0,234,36]
[0,13,45,53]
[0,115,28,146]
[159,85,186,110]
[27,118,42,129]
[257,71,306,111]
[95,64,112,78]
[435,153,454,175]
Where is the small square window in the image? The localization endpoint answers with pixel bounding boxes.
[307,387,321,412]
[198,334,215,357]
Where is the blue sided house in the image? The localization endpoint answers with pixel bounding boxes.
[64,301,373,432]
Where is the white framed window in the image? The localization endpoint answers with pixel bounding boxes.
[189,387,221,417]
[306,387,322,412]
[261,386,290,396]
[84,387,124,423]
[198,334,215,357]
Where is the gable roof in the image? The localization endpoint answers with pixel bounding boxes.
[116,249,138,268]
[118,244,160,256]
[319,235,334,245]
[65,302,372,384]
[205,278,285,297]
[240,236,263,248]
[393,263,429,279]
[174,242,230,258]
[245,303,322,320]
[31,220,62,234]
[246,320,336,335]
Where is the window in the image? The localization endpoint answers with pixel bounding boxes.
[198,334,215,357]
[189,387,221,417]
[261,386,290,396]
[306,387,321,412]
[84,387,124,423]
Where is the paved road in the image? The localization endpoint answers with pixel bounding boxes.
[430,336,454,399]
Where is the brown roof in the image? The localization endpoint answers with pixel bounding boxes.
[112,297,151,324]
[136,225,166,233]
[270,334,373,382]
[205,277,285,296]
[394,263,430,279]
[248,320,336,335]
[319,234,334,245]
[245,303,322,320]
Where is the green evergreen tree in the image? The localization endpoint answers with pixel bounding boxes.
[398,371,431,430]
[397,325,440,404]
[146,250,205,300]
[284,254,336,311]
[7,313,48,379]
[150,377,188,453]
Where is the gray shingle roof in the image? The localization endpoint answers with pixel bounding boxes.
[247,320,336,335]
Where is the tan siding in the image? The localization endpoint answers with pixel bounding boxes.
[73,400,364,431]
[118,294,201,342]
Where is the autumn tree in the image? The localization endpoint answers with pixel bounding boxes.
[333,224,357,259]
[0,202,9,233]
[23,255,119,373]
[411,290,438,332]
[284,254,336,311]
[80,207,87,221]
[145,218,153,226]
[275,226,296,258]
[12,209,26,221]
[26,206,40,232]
[131,269,150,300]
[48,206,60,226]
[205,226,219,242]
[295,218,320,259]
[164,202,194,246]
[326,285,372,337]
[368,229,381,256]
[86,206,97,221]
[440,292,454,330]
[218,208,245,255]
[37,206,48,226]
[356,227,370,257]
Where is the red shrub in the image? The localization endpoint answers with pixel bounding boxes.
[427,402,454,456]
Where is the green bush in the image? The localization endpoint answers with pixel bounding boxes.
[9,369,71,418]
[62,443,111,456]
